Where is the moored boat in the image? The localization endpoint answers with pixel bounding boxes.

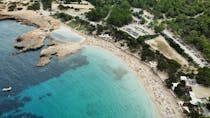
[2,87,12,92]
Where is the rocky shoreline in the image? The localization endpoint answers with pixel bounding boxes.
[37,37,81,67]
[0,14,14,20]
[14,29,47,54]
[0,14,39,27]
[0,13,81,67]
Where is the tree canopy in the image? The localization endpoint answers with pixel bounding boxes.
[41,0,53,10]
[127,0,210,61]
[107,6,132,27]
[196,67,210,87]
[86,6,110,21]
[87,0,133,27]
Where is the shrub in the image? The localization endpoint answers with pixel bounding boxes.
[141,44,156,61]
[41,0,53,10]
[8,2,17,11]
[107,6,132,27]
[54,12,73,22]
[27,2,40,10]
[137,34,158,44]
[207,103,210,111]
[165,79,173,89]
[58,4,70,10]
[86,6,109,21]
[174,80,187,97]
[154,24,164,33]
[196,67,210,87]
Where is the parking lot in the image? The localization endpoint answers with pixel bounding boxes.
[120,23,155,39]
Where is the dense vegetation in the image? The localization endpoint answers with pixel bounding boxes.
[140,44,155,61]
[87,0,115,7]
[41,0,53,10]
[8,2,17,11]
[86,6,110,21]
[174,80,189,98]
[53,12,73,22]
[127,0,207,18]
[126,0,210,61]
[57,4,71,10]
[86,0,133,27]
[207,103,210,111]
[27,1,40,10]
[107,6,132,27]
[136,34,158,44]
[68,17,96,34]
[196,67,210,87]
[63,0,81,4]
[86,0,210,59]
[167,15,210,61]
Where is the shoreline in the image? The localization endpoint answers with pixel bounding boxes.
[81,35,184,118]
[0,13,40,28]
[0,11,184,118]
[83,44,161,117]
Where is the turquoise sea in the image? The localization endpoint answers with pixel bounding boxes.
[0,20,159,118]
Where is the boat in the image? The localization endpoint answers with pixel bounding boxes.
[2,87,12,92]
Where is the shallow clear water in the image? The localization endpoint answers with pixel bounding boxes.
[0,20,159,118]
[51,27,83,42]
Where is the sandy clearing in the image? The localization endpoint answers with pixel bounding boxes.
[52,0,94,16]
[146,35,188,66]
[192,85,210,98]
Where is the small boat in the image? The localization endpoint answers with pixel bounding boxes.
[2,87,12,92]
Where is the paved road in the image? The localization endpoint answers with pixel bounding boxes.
[163,30,208,67]
[104,5,114,20]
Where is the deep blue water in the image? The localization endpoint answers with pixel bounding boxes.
[0,20,159,118]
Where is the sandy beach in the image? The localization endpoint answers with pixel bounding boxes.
[0,10,185,118]
[81,35,184,118]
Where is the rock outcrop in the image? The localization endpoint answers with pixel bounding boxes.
[37,39,81,67]
[1,12,82,67]
[0,14,14,20]
[14,29,47,54]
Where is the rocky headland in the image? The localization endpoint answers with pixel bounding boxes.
[14,29,47,54]
[0,11,82,67]
[37,37,81,67]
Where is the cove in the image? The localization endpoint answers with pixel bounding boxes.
[0,20,159,118]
